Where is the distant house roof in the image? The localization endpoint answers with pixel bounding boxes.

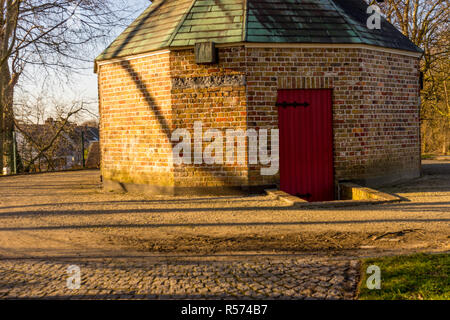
[96,0,423,62]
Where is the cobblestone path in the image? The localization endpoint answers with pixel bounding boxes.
[2,167,448,300]
[0,256,359,300]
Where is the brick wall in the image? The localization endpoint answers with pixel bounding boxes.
[245,47,421,187]
[170,48,248,188]
[356,49,421,185]
[98,45,421,194]
[98,52,174,187]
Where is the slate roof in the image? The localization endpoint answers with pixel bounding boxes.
[96,0,423,62]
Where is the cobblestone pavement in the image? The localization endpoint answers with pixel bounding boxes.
[0,255,359,300]
[1,167,449,300]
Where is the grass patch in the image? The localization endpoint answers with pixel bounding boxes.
[358,253,449,300]
[421,154,436,160]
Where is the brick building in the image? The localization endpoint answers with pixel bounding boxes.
[95,0,423,201]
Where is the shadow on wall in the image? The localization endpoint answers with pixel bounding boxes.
[117,58,251,187]
[99,0,258,187]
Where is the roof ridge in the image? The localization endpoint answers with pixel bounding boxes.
[95,4,156,61]
[328,0,364,44]
[167,0,198,47]
[242,0,248,42]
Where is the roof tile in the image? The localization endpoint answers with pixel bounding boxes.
[96,0,422,62]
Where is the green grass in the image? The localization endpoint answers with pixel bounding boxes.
[358,253,449,300]
[421,154,436,160]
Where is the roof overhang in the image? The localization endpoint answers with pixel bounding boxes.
[94,50,171,73]
[241,43,424,58]
[94,42,422,72]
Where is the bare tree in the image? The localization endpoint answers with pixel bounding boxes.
[369,0,450,154]
[370,1,448,46]
[14,93,96,172]
[0,0,141,172]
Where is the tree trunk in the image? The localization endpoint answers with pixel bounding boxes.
[0,76,5,172]
[0,56,15,172]
[0,97,14,172]
[444,135,447,155]
[3,97,14,169]
[0,104,3,172]
[444,124,449,155]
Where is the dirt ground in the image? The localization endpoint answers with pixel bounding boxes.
[0,161,449,259]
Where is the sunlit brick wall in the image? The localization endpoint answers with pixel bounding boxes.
[170,47,249,189]
[98,52,175,187]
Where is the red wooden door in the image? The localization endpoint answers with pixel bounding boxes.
[278,89,334,202]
